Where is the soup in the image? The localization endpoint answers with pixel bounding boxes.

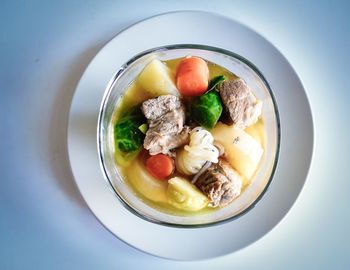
[112,56,265,216]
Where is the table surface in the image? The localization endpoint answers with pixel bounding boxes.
[1,1,349,269]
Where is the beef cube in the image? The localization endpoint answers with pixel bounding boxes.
[218,78,262,129]
[195,159,242,207]
[141,95,182,120]
[141,95,190,155]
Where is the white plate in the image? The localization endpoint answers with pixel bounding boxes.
[68,11,313,260]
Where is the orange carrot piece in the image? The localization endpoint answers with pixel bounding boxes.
[146,154,174,180]
[176,56,209,96]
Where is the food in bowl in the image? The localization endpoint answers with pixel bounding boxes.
[111,55,266,215]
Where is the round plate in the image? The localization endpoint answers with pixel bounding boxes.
[68,11,313,260]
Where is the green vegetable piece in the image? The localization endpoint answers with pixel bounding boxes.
[115,120,144,152]
[208,75,225,91]
[191,90,223,129]
[138,123,148,134]
[114,106,146,153]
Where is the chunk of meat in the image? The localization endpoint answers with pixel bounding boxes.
[142,95,182,120]
[144,126,190,156]
[218,78,262,129]
[141,95,190,155]
[194,159,242,207]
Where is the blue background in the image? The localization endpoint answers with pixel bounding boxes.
[1,0,349,269]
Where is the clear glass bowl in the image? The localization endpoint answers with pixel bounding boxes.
[98,44,280,227]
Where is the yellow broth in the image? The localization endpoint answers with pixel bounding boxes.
[113,58,266,216]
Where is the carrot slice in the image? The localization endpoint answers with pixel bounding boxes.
[176,56,209,96]
[146,154,174,180]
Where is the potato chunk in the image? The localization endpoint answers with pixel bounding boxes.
[136,59,179,97]
[126,158,168,203]
[167,177,208,211]
[211,123,263,183]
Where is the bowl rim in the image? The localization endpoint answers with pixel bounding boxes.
[97,44,281,228]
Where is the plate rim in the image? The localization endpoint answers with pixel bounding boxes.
[67,10,314,260]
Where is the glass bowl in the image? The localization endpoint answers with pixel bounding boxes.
[98,44,280,227]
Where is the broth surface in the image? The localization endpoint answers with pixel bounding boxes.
[113,58,266,216]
